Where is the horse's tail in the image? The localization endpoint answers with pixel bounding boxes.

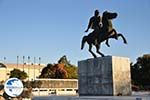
[81,36,88,50]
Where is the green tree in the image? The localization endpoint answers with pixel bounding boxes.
[39,63,67,79]
[39,64,55,78]
[58,55,71,66]
[131,54,150,88]
[65,65,78,79]
[9,68,28,80]
[58,55,78,79]
[39,55,78,79]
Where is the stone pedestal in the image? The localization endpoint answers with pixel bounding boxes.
[78,56,132,96]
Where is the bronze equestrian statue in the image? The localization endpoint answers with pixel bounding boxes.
[81,10,127,58]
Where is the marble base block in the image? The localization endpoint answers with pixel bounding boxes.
[78,56,132,96]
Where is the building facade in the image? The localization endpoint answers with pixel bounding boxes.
[0,63,45,82]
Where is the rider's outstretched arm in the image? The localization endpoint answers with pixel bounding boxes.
[85,18,93,32]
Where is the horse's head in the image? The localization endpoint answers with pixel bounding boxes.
[102,11,118,29]
[102,11,118,20]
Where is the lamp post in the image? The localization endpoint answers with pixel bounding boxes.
[4,57,7,80]
[39,57,41,73]
[23,56,25,71]
[17,56,19,69]
[3,57,6,64]
[34,57,36,80]
[28,56,30,81]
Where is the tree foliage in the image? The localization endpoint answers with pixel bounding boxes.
[131,54,150,87]
[39,55,78,79]
[9,68,28,80]
[65,65,78,79]
[58,55,78,79]
[39,64,55,78]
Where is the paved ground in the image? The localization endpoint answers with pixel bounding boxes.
[32,95,150,100]
[32,92,150,100]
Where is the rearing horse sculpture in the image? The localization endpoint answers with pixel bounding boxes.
[81,11,127,58]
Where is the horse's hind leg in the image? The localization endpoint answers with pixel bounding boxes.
[89,44,97,58]
[96,44,104,57]
[117,33,127,44]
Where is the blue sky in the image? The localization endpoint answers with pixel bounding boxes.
[0,0,150,65]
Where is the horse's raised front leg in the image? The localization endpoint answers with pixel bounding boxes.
[110,29,118,40]
[117,33,127,44]
[96,44,104,57]
[105,29,118,47]
[109,29,127,44]
[89,44,97,58]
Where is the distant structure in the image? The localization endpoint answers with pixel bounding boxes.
[0,63,45,82]
[32,79,78,96]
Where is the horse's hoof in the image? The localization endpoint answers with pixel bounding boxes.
[102,55,105,57]
[107,44,110,47]
[124,41,127,44]
[93,55,97,58]
[106,43,110,47]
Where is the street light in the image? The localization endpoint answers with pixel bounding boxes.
[34,57,36,80]
[4,57,7,80]
[39,57,41,73]
[28,56,30,81]
[3,57,6,64]
[23,56,25,71]
[17,56,19,69]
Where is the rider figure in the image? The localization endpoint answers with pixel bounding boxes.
[85,10,112,47]
[85,10,102,33]
[85,10,102,44]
